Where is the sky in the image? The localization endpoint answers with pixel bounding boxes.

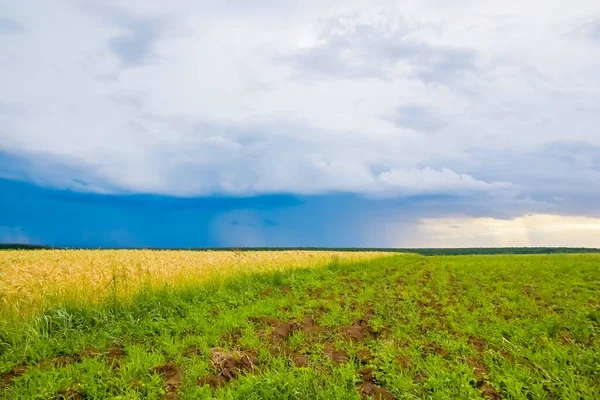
[1,0,600,247]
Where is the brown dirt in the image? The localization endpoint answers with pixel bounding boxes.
[198,349,258,389]
[55,387,86,400]
[469,337,487,353]
[197,374,228,389]
[419,291,451,331]
[302,316,315,328]
[273,321,299,340]
[468,357,501,399]
[356,349,372,364]
[183,345,202,357]
[324,344,349,364]
[250,316,316,341]
[1,365,27,387]
[429,299,444,314]
[290,354,309,367]
[267,341,293,357]
[418,270,432,285]
[80,346,101,358]
[342,325,371,342]
[448,274,457,285]
[348,278,362,289]
[259,288,274,298]
[307,287,325,298]
[222,327,245,348]
[358,367,375,382]
[419,322,434,334]
[213,350,257,377]
[315,305,328,315]
[340,313,377,342]
[302,316,324,335]
[521,286,546,306]
[359,382,395,400]
[396,356,411,370]
[494,307,513,320]
[277,305,292,313]
[420,341,450,358]
[280,285,292,294]
[373,327,392,339]
[469,358,488,379]
[533,295,546,305]
[522,285,534,297]
[559,334,574,345]
[480,384,501,400]
[106,347,125,369]
[357,367,395,400]
[359,311,375,325]
[152,363,183,400]
[54,355,82,368]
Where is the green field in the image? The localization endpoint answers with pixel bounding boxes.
[1,253,599,399]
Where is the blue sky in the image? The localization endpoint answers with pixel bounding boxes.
[1,1,600,247]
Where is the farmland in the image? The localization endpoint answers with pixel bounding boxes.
[0,251,599,399]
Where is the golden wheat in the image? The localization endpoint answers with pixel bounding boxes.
[0,250,391,321]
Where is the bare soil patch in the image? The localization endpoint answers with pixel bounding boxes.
[396,356,411,370]
[290,354,309,367]
[1,365,27,388]
[357,367,395,400]
[198,349,258,389]
[356,349,372,364]
[467,357,501,399]
[420,341,450,358]
[53,355,82,368]
[55,387,87,400]
[106,347,125,369]
[151,362,183,400]
[324,344,349,364]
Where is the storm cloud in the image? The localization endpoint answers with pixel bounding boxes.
[1,0,600,246]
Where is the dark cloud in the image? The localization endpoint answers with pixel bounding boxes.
[81,3,165,66]
[221,0,299,13]
[0,17,24,34]
[1,0,599,236]
[108,19,162,66]
[280,15,478,84]
[580,17,600,41]
[0,149,118,193]
[541,140,600,165]
[383,104,444,132]
[0,101,27,116]
[461,141,600,218]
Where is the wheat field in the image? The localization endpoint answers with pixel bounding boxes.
[0,250,390,321]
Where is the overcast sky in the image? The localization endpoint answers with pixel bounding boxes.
[1,1,600,247]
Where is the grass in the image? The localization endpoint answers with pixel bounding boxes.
[0,252,599,399]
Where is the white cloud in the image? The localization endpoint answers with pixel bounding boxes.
[402,214,600,248]
[376,168,494,194]
[0,0,599,208]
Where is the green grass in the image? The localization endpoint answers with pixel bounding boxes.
[1,254,599,399]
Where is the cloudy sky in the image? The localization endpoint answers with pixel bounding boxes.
[1,0,600,247]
